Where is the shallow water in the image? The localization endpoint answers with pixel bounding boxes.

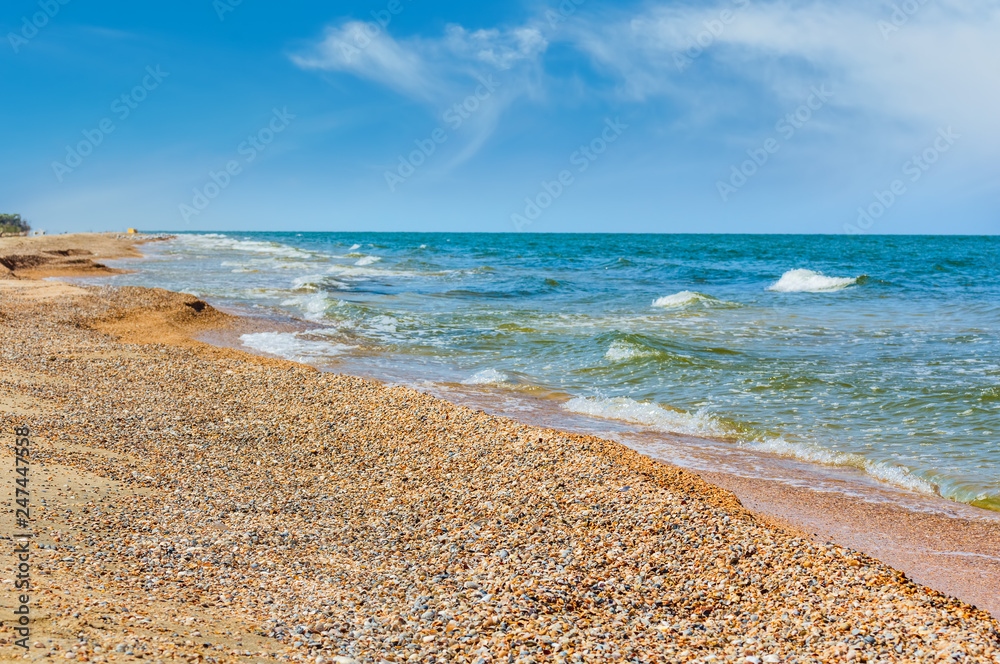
[94,232,1000,510]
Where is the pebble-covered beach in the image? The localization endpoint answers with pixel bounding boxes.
[1,241,999,663]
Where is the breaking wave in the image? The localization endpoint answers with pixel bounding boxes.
[239,331,354,363]
[564,396,941,497]
[652,291,738,308]
[767,269,862,293]
[746,438,939,496]
[461,369,513,387]
[563,396,731,438]
[605,341,659,362]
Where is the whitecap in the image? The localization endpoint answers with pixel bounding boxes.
[175,234,316,260]
[565,395,940,496]
[651,291,736,308]
[280,293,334,320]
[461,369,513,386]
[239,331,354,363]
[367,315,399,334]
[291,274,325,291]
[321,263,426,279]
[563,396,729,438]
[746,438,938,495]
[767,269,859,293]
[605,341,657,362]
[355,255,381,266]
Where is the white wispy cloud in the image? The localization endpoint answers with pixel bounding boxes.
[442,24,548,71]
[289,22,437,101]
[290,21,549,167]
[290,0,1000,165]
[566,0,1000,146]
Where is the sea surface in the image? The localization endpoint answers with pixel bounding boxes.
[93,233,1000,510]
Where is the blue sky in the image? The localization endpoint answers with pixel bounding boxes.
[2,0,997,234]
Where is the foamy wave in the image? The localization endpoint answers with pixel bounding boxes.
[767,269,860,293]
[746,438,937,495]
[566,395,939,496]
[291,275,320,291]
[281,293,335,320]
[461,369,513,386]
[563,396,729,438]
[651,291,736,308]
[348,243,362,251]
[322,263,426,279]
[368,315,399,334]
[177,234,316,260]
[221,258,320,272]
[291,274,351,292]
[239,331,354,363]
[605,341,657,362]
[355,255,381,266]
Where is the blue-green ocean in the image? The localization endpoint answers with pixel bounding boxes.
[98,233,1000,510]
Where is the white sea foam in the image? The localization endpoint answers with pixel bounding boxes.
[565,395,939,496]
[605,341,657,362]
[319,262,427,279]
[177,234,316,260]
[563,396,729,438]
[281,293,334,320]
[355,255,381,266]
[767,269,859,293]
[746,438,938,495]
[461,369,513,386]
[367,315,399,334]
[239,331,353,363]
[652,291,734,308]
[349,243,362,251]
[291,275,323,291]
[221,258,321,272]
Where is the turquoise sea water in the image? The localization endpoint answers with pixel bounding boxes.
[103,233,999,510]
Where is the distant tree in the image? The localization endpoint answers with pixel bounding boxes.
[0,213,30,234]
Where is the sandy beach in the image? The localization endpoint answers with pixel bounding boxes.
[2,234,999,664]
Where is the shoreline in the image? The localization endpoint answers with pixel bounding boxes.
[384,381,1000,619]
[204,324,1000,620]
[0,232,168,280]
[2,233,999,663]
